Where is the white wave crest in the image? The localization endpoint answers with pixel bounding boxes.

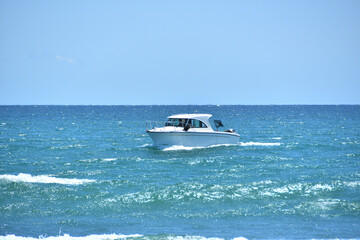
[102,158,117,162]
[239,142,281,146]
[161,145,202,151]
[139,143,152,148]
[0,234,142,240]
[0,173,95,185]
[50,144,86,150]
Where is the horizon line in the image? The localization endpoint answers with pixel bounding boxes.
[1,104,359,106]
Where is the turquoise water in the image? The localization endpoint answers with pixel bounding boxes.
[0,105,359,240]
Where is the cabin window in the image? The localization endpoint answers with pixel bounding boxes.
[165,118,188,127]
[189,119,207,128]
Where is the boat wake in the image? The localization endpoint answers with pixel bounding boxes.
[0,173,96,185]
[160,143,237,151]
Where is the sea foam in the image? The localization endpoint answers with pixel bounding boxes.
[0,173,95,185]
[102,158,117,162]
[160,144,236,151]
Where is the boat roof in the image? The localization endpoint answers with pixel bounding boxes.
[167,113,212,120]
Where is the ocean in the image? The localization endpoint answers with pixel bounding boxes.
[0,105,359,240]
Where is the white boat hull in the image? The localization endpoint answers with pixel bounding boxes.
[146,131,240,147]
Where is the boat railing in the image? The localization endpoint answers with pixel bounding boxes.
[146,120,165,130]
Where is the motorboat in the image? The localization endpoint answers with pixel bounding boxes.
[146,113,240,147]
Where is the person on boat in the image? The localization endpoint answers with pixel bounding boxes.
[179,119,186,127]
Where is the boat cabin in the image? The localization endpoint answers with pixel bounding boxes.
[165,114,214,130]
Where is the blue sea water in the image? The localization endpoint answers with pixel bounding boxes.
[0,105,359,240]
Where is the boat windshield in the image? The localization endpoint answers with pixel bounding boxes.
[209,117,220,130]
[187,119,208,128]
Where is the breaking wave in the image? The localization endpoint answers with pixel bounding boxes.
[0,173,95,185]
[50,144,86,150]
[102,158,117,162]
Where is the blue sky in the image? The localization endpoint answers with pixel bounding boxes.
[1,0,359,105]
